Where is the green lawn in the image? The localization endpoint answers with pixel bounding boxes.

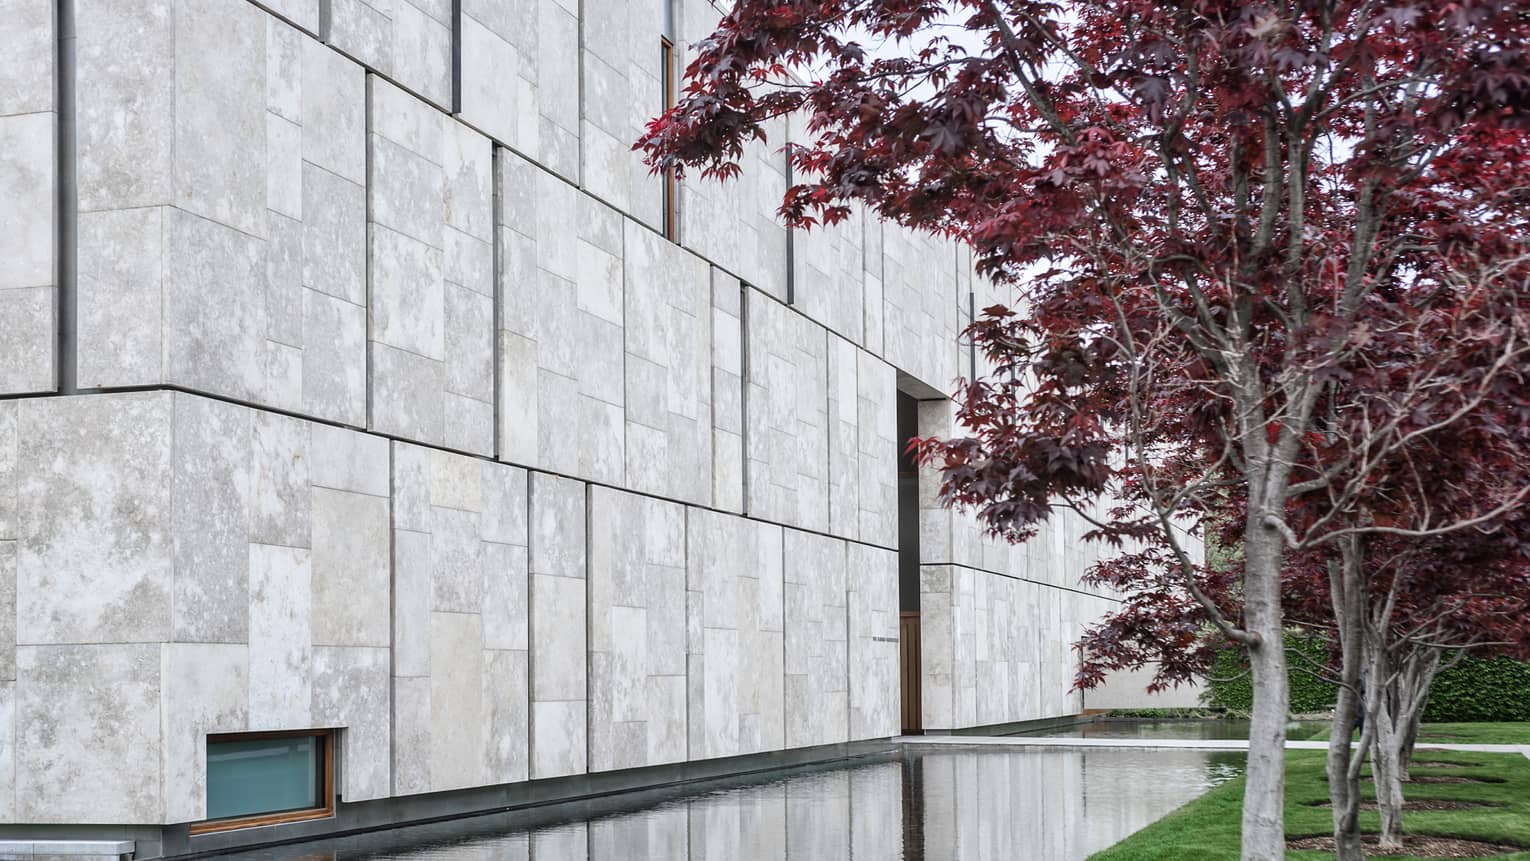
[1307,722,1530,745]
[1412,723,1530,745]
[1088,749,1530,860]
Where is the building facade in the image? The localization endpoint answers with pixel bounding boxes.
[0,0,1197,854]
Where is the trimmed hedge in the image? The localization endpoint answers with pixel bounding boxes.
[1204,639,1530,722]
[1426,657,1530,723]
[1204,635,1339,714]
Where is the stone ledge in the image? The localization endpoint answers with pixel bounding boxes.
[0,841,135,859]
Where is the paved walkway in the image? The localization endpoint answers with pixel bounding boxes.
[896,734,1530,760]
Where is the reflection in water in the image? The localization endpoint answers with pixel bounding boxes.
[210,748,1242,861]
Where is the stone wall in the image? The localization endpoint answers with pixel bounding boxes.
[0,0,1171,831]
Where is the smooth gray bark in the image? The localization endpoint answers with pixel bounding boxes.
[1241,526,1291,861]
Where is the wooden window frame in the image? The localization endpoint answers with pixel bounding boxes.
[189,729,335,835]
[661,36,680,242]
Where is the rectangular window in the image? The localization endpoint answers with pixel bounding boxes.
[661,36,680,242]
[191,730,334,834]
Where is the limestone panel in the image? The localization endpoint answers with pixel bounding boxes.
[0,682,12,821]
[783,529,847,748]
[161,643,248,822]
[460,0,579,180]
[75,8,367,425]
[391,442,529,794]
[745,290,829,531]
[16,393,174,645]
[15,644,162,824]
[0,61,55,393]
[312,644,392,801]
[497,151,625,484]
[847,543,898,740]
[581,0,665,226]
[528,473,586,779]
[855,351,899,548]
[685,509,783,760]
[369,79,495,454]
[623,221,712,506]
[588,487,686,772]
[675,0,788,299]
[826,336,858,540]
[862,219,885,354]
[882,225,960,395]
[329,0,451,109]
[791,191,865,343]
[710,270,745,513]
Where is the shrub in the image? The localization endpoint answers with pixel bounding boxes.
[1204,640,1530,722]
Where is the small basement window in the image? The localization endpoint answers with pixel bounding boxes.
[190,730,334,834]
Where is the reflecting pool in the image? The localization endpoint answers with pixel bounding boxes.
[1006,717,1328,741]
[208,746,1243,861]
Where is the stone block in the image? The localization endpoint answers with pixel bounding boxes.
[0,0,54,117]
[685,510,783,760]
[310,488,390,647]
[498,153,629,483]
[622,222,712,506]
[248,543,312,729]
[311,645,390,801]
[588,488,686,771]
[75,8,369,424]
[745,290,830,531]
[783,529,847,748]
[0,111,54,395]
[580,0,666,226]
[847,544,898,740]
[329,0,451,109]
[160,643,248,822]
[171,396,253,643]
[391,443,529,794]
[369,81,494,455]
[16,645,162,823]
[16,394,173,645]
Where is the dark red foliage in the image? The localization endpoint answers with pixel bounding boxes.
[640,1,1530,693]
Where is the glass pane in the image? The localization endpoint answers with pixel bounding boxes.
[206,735,321,820]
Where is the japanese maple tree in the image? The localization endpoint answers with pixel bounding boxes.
[639,2,1530,858]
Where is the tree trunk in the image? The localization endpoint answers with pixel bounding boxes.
[1241,529,1291,861]
[1326,542,1367,861]
[1372,696,1406,851]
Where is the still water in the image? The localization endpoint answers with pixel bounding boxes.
[1006,717,1328,741]
[212,746,1242,861]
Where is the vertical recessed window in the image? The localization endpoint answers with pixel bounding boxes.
[191,730,334,834]
[661,36,680,242]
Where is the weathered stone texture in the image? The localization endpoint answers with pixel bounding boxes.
[623,222,713,506]
[882,225,961,395]
[827,338,899,547]
[588,487,687,772]
[581,0,665,227]
[710,269,746,513]
[75,7,367,424]
[460,0,579,181]
[745,291,829,531]
[5,393,392,823]
[0,10,56,394]
[498,151,626,484]
[328,0,451,109]
[392,443,529,794]
[528,473,587,779]
[783,530,847,748]
[685,510,784,760]
[369,79,495,455]
[847,543,898,740]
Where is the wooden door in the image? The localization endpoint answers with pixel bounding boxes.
[899,611,922,734]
